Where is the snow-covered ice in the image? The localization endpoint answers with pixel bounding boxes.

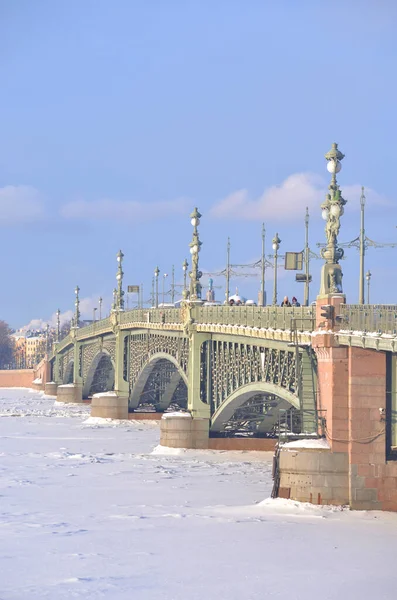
[1,389,397,599]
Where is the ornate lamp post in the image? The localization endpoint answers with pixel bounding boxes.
[154,266,160,308]
[45,323,49,354]
[182,258,188,297]
[272,233,281,306]
[98,297,103,320]
[162,273,168,305]
[74,286,80,328]
[320,142,347,296]
[261,224,266,307]
[116,250,125,310]
[366,270,372,304]
[56,309,61,342]
[189,207,203,302]
[112,288,117,311]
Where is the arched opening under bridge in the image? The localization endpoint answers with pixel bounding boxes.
[129,354,187,412]
[84,352,115,398]
[63,361,74,385]
[210,382,301,437]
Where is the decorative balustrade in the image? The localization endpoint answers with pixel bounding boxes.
[49,305,316,361]
[75,317,112,339]
[340,304,397,335]
[194,305,315,332]
[119,308,183,325]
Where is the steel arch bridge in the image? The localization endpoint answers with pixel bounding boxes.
[51,304,317,434]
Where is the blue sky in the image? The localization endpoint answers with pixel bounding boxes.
[1,0,397,328]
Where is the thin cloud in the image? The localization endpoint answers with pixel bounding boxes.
[19,297,108,332]
[60,197,190,222]
[210,173,388,221]
[0,185,45,225]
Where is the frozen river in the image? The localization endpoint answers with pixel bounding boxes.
[1,389,397,599]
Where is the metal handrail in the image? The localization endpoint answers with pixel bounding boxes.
[340,304,397,335]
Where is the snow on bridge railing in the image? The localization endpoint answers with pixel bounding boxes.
[119,307,183,325]
[340,304,397,335]
[50,305,316,359]
[194,305,316,332]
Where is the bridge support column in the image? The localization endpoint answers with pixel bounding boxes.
[160,413,209,449]
[185,330,210,446]
[57,334,83,403]
[91,328,129,419]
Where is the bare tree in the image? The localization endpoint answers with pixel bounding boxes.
[0,320,13,368]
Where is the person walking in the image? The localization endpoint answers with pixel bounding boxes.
[291,296,300,307]
[280,296,291,307]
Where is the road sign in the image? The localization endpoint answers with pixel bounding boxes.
[127,285,140,293]
[295,273,312,282]
[284,252,303,270]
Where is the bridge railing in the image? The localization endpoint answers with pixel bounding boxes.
[340,304,397,335]
[119,307,182,325]
[75,317,112,339]
[194,305,315,331]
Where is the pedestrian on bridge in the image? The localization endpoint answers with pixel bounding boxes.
[280,296,291,307]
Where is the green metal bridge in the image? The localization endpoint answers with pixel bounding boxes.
[51,304,317,435]
[50,302,397,436]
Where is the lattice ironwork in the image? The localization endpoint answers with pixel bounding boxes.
[137,358,186,410]
[89,354,115,396]
[209,340,298,412]
[82,341,101,380]
[129,331,189,390]
[59,347,74,382]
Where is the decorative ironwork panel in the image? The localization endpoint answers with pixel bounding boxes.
[82,341,101,380]
[129,331,189,390]
[103,339,116,362]
[59,347,74,381]
[208,340,298,411]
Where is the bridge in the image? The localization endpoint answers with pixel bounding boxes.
[49,304,318,436]
[39,142,397,511]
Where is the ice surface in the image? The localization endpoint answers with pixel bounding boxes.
[0,389,397,600]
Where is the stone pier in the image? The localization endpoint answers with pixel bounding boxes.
[160,413,210,449]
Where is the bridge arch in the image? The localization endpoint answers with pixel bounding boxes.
[63,361,74,385]
[83,350,115,398]
[129,352,188,411]
[210,381,300,433]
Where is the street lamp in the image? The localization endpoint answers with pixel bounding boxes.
[261,224,266,307]
[162,273,168,305]
[272,233,281,306]
[320,142,347,295]
[357,187,367,304]
[112,288,117,311]
[98,297,103,320]
[154,266,160,308]
[93,307,97,323]
[74,286,80,328]
[115,250,125,310]
[56,309,61,342]
[366,270,372,304]
[45,323,49,355]
[189,207,203,302]
[182,258,188,297]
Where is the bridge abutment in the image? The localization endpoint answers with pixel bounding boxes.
[277,296,397,511]
[91,392,129,420]
[160,414,210,449]
[57,383,83,403]
[44,382,58,396]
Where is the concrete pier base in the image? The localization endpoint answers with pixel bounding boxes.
[278,444,349,506]
[32,380,43,392]
[57,384,83,403]
[160,413,210,449]
[90,392,128,419]
[44,382,58,396]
